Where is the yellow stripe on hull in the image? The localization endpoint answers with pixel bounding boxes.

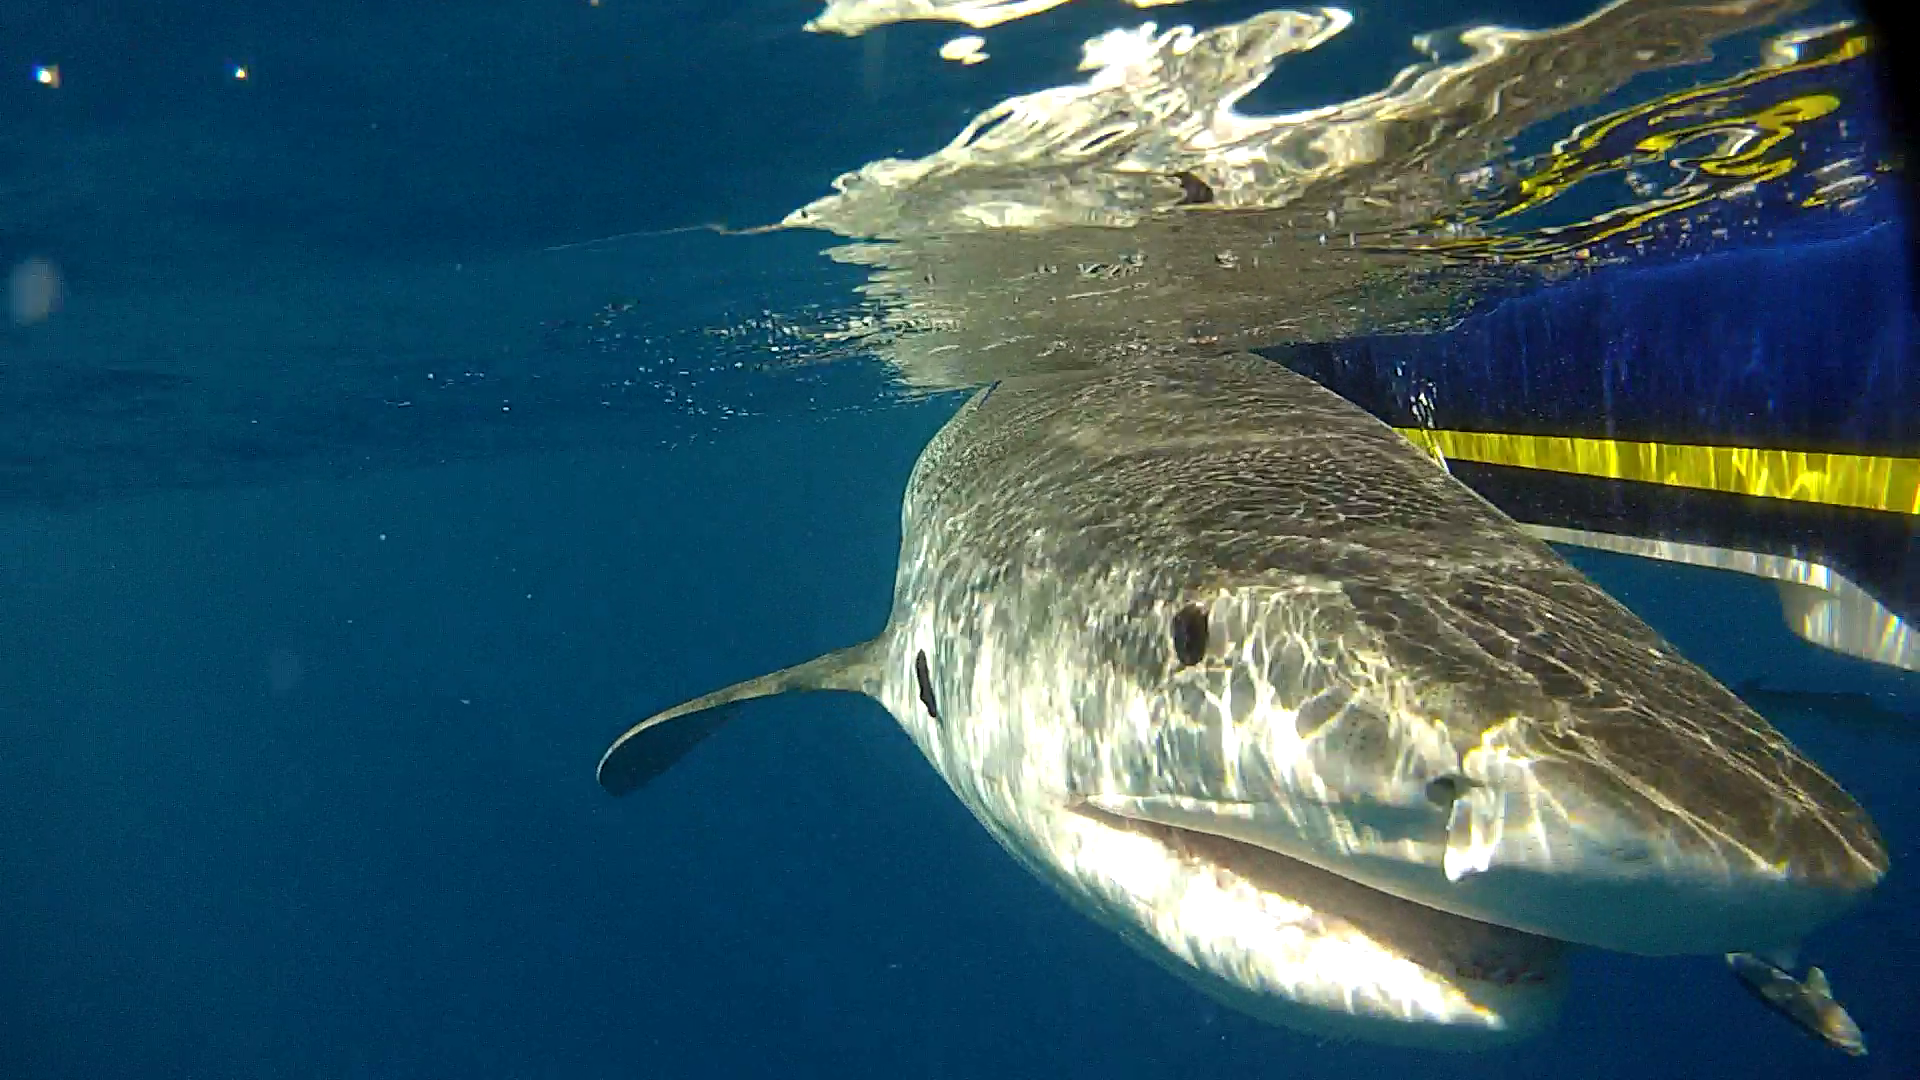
[1394,428,1920,516]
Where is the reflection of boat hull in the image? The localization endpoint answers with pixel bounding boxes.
[1268,223,1918,670]
[1515,522,1914,673]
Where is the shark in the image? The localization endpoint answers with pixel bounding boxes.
[597,353,1886,1047]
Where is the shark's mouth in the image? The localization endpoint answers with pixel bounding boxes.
[1065,800,1564,1024]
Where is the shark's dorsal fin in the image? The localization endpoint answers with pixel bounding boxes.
[596,638,884,796]
[1805,967,1832,996]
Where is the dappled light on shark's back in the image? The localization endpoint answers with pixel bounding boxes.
[596,354,1885,1050]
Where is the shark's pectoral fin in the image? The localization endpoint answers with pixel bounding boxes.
[597,705,735,796]
[596,638,885,796]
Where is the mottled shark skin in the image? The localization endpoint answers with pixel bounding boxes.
[598,353,1884,1048]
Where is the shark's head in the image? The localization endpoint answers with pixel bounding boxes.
[919,559,1888,960]
[855,361,1887,963]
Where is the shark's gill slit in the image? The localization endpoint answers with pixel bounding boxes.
[1170,603,1209,666]
[914,650,939,721]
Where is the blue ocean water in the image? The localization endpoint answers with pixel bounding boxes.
[3,1,1917,1078]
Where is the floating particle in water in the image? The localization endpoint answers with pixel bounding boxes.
[9,257,62,325]
[33,64,59,87]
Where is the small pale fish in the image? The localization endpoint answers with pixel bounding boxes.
[1727,951,1867,1056]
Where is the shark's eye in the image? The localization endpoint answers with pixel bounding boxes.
[1425,775,1467,807]
[1170,604,1209,667]
[914,650,940,722]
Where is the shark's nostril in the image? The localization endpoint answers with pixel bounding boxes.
[1425,775,1467,807]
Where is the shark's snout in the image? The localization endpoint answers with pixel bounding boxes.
[1131,581,1888,957]
[1432,740,1888,955]
[1417,570,1885,953]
